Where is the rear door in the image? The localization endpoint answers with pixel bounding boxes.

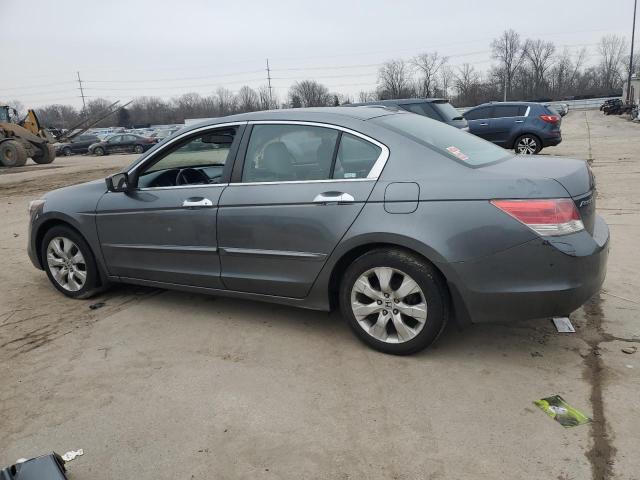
[217,121,387,298]
[463,106,494,140]
[490,104,527,146]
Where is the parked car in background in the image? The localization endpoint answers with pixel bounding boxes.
[462,102,562,154]
[149,128,180,142]
[347,98,468,129]
[28,107,607,355]
[88,134,156,156]
[549,103,569,116]
[55,134,100,156]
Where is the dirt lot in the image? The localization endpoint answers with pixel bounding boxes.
[1,111,639,479]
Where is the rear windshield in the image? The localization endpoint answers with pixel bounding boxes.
[373,112,513,166]
[431,101,464,121]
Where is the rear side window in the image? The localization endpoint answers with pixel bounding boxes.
[333,133,382,179]
[463,107,491,120]
[493,105,524,118]
[243,124,339,182]
[431,101,463,121]
[374,113,512,166]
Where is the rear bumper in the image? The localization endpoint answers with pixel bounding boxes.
[542,134,562,147]
[444,214,609,324]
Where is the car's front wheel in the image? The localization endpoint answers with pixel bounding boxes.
[63,146,73,156]
[41,226,103,299]
[514,134,541,154]
[339,248,449,355]
[93,147,105,156]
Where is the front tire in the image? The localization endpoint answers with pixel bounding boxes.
[0,140,28,167]
[41,226,103,299]
[63,146,73,156]
[33,144,56,164]
[339,248,449,355]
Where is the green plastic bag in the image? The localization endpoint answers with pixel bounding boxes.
[534,395,592,428]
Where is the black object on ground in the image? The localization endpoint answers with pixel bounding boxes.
[89,302,105,310]
[0,453,67,480]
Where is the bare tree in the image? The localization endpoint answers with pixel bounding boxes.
[257,85,278,110]
[214,87,237,115]
[438,64,454,98]
[598,35,628,91]
[288,80,331,107]
[377,59,414,99]
[358,91,376,102]
[236,86,260,112]
[491,29,527,100]
[412,52,447,97]
[523,39,556,96]
[454,63,482,106]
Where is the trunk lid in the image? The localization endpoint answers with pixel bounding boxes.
[483,155,596,234]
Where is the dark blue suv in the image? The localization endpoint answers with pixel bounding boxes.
[462,102,562,154]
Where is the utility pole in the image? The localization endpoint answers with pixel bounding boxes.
[627,0,637,103]
[266,59,273,108]
[77,71,86,111]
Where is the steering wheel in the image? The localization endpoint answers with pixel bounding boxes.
[176,168,209,186]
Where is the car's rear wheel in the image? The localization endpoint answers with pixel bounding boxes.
[63,146,73,156]
[134,144,144,154]
[93,146,105,156]
[514,134,541,154]
[339,248,449,355]
[41,226,103,299]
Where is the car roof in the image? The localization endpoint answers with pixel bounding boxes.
[471,101,541,109]
[181,106,401,132]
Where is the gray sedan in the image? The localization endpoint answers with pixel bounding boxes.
[27,107,609,354]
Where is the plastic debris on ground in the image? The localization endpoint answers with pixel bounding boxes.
[552,316,575,333]
[534,395,592,427]
[89,302,105,310]
[0,452,68,479]
[60,449,83,462]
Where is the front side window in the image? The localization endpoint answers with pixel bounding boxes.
[107,135,121,143]
[136,127,238,188]
[242,124,339,182]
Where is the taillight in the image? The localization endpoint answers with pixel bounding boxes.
[490,199,584,236]
[539,114,560,124]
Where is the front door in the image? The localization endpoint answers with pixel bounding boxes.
[96,125,244,288]
[464,106,494,141]
[218,122,386,298]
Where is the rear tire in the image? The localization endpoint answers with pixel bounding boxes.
[41,225,104,299]
[0,140,28,167]
[339,248,449,355]
[134,144,144,154]
[32,144,56,164]
[514,134,542,155]
[63,146,73,156]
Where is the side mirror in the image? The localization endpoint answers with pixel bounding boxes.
[105,172,131,193]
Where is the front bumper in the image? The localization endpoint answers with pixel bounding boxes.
[445,214,609,324]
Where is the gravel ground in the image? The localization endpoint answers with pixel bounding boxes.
[0,111,638,479]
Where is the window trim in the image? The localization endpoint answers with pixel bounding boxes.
[231,120,389,185]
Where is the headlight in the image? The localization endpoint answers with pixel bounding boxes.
[28,199,45,217]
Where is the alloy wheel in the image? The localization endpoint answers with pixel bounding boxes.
[350,267,428,344]
[516,136,537,154]
[46,237,87,292]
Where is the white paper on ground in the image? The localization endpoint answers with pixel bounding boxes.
[61,449,84,462]
[552,317,575,333]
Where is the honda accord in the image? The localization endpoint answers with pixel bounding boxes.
[27,107,609,354]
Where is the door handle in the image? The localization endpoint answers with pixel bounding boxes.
[182,197,213,208]
[515,120,524,123]
[479,122,489,126]
[313,192,355,204]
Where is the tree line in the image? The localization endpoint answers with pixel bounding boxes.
[4,31,635,129]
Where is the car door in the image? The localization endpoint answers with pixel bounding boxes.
[490,104,526,146]
[121,135,137,153]
[217,121,387,298]
[96,123,245,288]
[463,106,494,140]
[105,135,123,154]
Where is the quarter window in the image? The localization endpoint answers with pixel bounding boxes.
[242,124,339,182]
[333,133,382,179]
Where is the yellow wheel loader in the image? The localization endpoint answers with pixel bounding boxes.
[0,106,56,167]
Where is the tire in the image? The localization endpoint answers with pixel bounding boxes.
[32,144,56,164]
[0,140,28,167]
[41,225,104,299]
[339,248,449,355]
[514,134,542,155]
[93,146,105,156]
[63,146,73,156]
[134,144,144,154]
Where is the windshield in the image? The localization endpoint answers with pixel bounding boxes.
[373,112,513,166]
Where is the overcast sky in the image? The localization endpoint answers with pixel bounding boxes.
[0,0,635,108]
